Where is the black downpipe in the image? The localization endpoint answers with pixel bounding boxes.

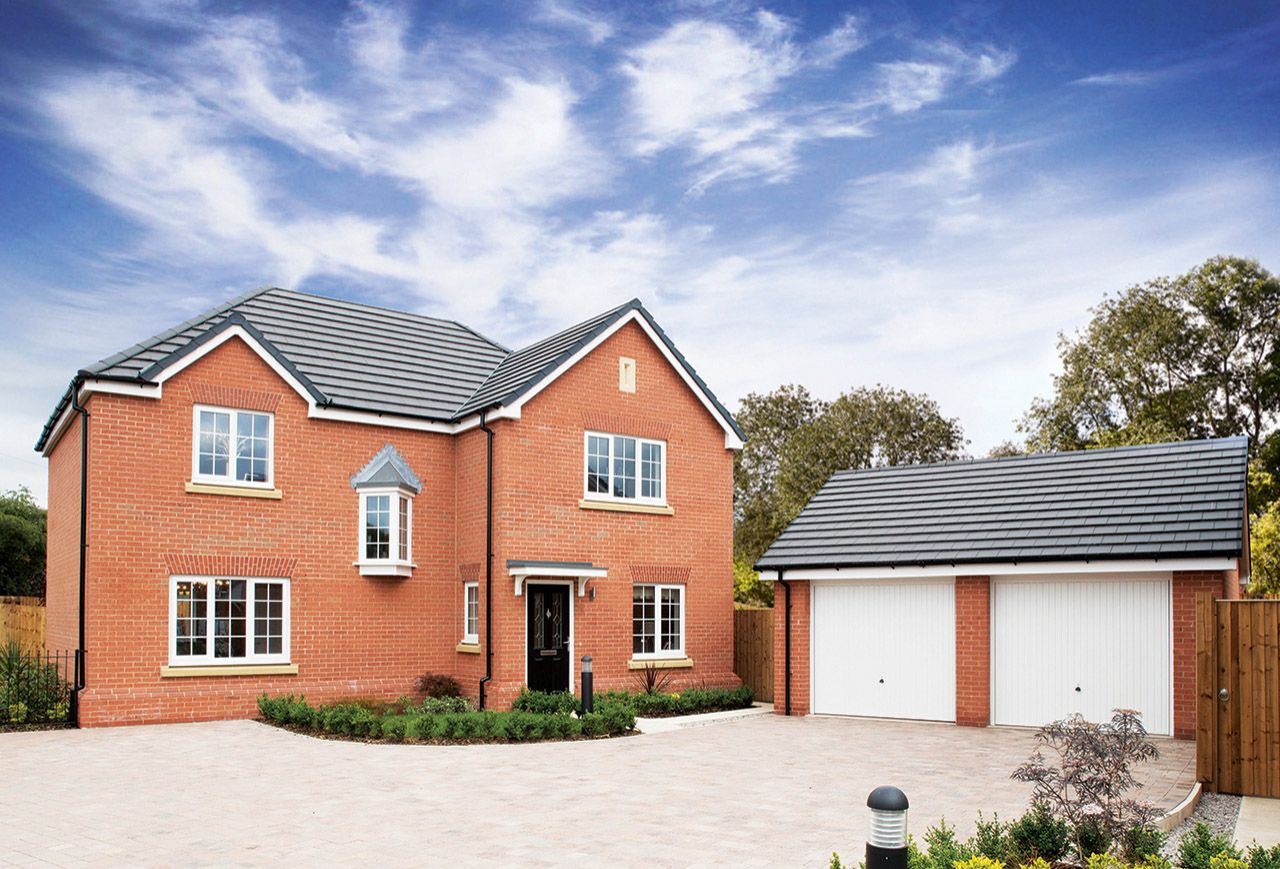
[777,572,791,716]
[70,382,89,726]
[477,411,495,710]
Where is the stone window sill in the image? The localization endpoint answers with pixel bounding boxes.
[628,657,693,670]
[160,664,298,678]
[455,642,481,654]
[578,499,674,516]
[185,482,283,500]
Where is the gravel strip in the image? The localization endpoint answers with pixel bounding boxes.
[1163,791,1242,860]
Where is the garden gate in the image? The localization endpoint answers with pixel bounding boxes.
[1196,593,1280,796]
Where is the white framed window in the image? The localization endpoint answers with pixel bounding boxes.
[168,576,290,666]
[356,488,414,576]
[191,405,274,488]
[583,431,666,505]
[632,584,684,659]
[463,582,479,644]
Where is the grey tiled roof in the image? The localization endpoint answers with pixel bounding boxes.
[350,444,422,494]
[453,298,745,440]
[36,288,743,450]
[756,437,1249,570]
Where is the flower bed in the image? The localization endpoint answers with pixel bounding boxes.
[258,693,635,743]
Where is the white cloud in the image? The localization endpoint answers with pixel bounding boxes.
[869,40,1016,114]
[534,0,614,45]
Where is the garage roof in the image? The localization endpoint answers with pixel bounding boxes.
[756,437,1249,570]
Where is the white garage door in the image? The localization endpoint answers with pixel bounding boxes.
[992,577,1171,735]
[811,581,956,721]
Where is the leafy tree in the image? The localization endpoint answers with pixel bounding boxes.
[733,557,773,607]
[775,386,966,525]
[987,441,1024,458]
[1019,256,1280,595]
[733,385,828,566]
[730,385,964,605]
[0,487,46,598]
[1021,256,1280,454]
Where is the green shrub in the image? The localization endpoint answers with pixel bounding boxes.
[417,696,472,715]
[968,812,1009,863]
[599,701,636,733]
[1213,854,1250,869]
[1122,824,1166,862]
[921,818,971,869]
[513,689,581,716]
[1179,824,1243,869]
[1007,803,1070,866]
[416,673,463,698]
[1,642,72,725]
[380,714,409,742]
[1247,844,1280,869]
[1076,819,1113,860]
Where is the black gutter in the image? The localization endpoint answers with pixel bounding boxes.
[477,410,495,710]
[754,550,1243,573]
[777,571,790,716]
[70,381,89,727]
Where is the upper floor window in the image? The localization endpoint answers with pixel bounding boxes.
[584,432,665,505]
[349,444,421,578]
[169,575,290,666]
[358,489,413,575]
[192,405,273,487]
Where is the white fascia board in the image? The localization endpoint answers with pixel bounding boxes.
[497,309,743,451]
[757,557,1239,582]
[153,325,317,409]
[40,380,161,457]
[309,405,457,434]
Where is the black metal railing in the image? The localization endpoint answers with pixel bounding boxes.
[1,644,77,727]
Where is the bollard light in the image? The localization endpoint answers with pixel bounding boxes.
[866,785,909,869]
[581,655,594,714]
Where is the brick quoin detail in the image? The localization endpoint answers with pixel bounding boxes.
[771,580,810,715]
[955,576,990,727]
[1171,569,1237,740]
[46,321,739,726]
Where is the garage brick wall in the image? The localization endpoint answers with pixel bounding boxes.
[1171,568,1238,739]
[955,576,990,727]
[771,580,810,715]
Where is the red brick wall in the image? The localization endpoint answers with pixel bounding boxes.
[771,580,810,715]
[955,576,990,727]
[1171,568,1236,739]
[68,337,460,725]
[46,320,738,725]
[45,411,82,656]
[479,321,738,708]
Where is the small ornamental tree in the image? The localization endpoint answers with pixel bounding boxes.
[1012,710,1160,858]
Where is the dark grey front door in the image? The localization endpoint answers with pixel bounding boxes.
[526,584,570,693]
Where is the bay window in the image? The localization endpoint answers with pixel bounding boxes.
[356,488,414,576]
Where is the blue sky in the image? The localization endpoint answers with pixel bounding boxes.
[2,1,1279,503]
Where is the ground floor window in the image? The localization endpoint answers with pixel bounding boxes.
[463,581,479,643]
[632,584,684,658]
[170,576,290,666]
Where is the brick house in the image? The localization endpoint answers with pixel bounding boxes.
[37,288,744,726]
[755,438,1248,739]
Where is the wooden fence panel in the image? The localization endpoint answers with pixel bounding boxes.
[734,608,773,703]
[1198,596,1280,797]
[0,596,46,651]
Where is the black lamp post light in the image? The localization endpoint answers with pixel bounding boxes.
[866,785,909,869]
[581,655,593,713]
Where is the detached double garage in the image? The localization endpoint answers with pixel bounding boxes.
[760,438,1249,739]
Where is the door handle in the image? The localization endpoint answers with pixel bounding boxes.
[1219,688,1229,701]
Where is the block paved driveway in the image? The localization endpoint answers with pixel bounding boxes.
[0,715,1194,868]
